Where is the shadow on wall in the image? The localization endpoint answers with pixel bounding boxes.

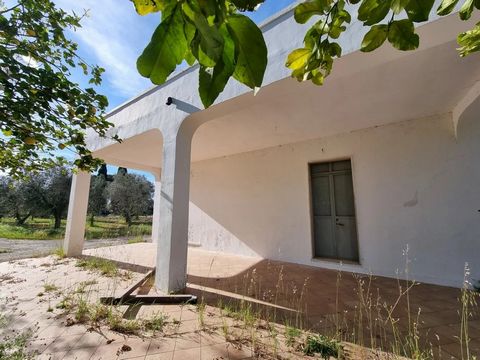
[188,143,310,262]
[187,110,480,287]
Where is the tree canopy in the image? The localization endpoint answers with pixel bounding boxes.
[131,0,480,108]
[0,0,116,178]
[107,172,154,226]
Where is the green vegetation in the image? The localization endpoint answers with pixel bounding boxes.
[0,0,112,178]
[53,247,66,259]
[302,334,341,358]
[143,313,168,333]
[42,282,59,293]
[0,216,152,240]
[132,0,480,108]
[0,330,34,360]
[76,257,118,277]
[127,236,145,244]
[285,325,302,347]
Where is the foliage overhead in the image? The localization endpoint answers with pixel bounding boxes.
[132,0,480,108]
[0,0,117,178]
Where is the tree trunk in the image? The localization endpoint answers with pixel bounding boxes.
[15,212,30,225]
[90,214,95,227]
[54,213,62,229]
[124,212,132,227]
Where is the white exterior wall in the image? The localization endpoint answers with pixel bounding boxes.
[188,113,480,288]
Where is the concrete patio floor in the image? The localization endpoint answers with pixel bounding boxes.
[84,244,480,359]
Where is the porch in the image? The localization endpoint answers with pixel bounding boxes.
[84,243,480,358]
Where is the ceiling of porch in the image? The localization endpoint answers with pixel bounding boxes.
[93,37,480,174]
[190,39,480,163]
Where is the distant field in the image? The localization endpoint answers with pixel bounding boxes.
[0,216,152,240]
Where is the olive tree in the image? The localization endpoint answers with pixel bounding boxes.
[25,167,72,228]
[131,0,480,108]
[87,175,108,227]
[0,176,32,224]
[107,173,154,226]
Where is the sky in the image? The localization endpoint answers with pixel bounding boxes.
[55,0,297,110]
[52,0,297,180]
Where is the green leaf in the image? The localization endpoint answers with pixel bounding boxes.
[437,0,460,15]
[358,0,392,26]
[459,0,475,20]
[311,69,324,85]
[182,2,224,67]
[387,19,419,51]
[458,22,480,56]
[130,0,163,15]
[294,0,331,24]
[199,25,236,108]
[137,4,188,84]
[405,0,435,22]
[226,14,268,89]
[390,0,409,14]
[361,24,388,52]
[285,48,311,70]
[230,0,265,11]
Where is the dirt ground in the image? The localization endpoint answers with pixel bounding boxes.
[0,238,133,263]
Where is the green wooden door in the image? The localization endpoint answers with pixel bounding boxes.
[310,160,359,262]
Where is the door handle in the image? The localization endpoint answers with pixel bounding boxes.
[336,223,344,226]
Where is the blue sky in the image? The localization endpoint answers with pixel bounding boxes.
[53,0,296,179]
[55,0,296,110]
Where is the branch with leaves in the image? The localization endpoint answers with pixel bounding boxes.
[0,0,117,178]
[132,0,480,108]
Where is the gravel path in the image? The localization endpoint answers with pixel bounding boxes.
[0,237,134,262]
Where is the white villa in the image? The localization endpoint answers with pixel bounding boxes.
[64,4,480,293]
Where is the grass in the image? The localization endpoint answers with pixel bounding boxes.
[285,325,302,346]
[127,235,145,244]
[0,330,34,360]
[0,216,152,240]
[144,313,168,333]
[302,334,341,358]
[43,281,59,293]
[52,247,66,259]
[76,257,118,277]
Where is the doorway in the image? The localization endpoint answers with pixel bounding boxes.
[310,159,359,262]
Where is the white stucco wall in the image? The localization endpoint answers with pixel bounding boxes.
[188,113,480,288]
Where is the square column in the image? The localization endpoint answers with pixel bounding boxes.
[64,171,91,256]
[155,133,192,293]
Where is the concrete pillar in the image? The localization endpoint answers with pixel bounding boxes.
[155,132,192,293]
[151,173,162,244]
[64,171,91,256]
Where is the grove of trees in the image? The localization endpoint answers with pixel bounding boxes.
[0,167,154,229]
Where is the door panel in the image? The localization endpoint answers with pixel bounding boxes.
[311,175,331,216]
[314,216,335,258]
[335,217,359,261]
[333,173,355,216]
[310,160,359,262]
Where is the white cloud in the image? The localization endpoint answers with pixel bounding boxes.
[55,0,156,99]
